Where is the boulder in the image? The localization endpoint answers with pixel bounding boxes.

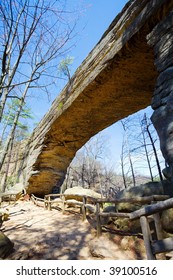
[114,218,141,233]
[117,181,164,199]
[64,187,102,202]
[116,181,164,212]
[0,232,14,259]
[161,208,173,233]
[162,180,173,197]
[100,205,141,232]
[114,180,173,234]
[162,167,172,181]
[116,202,142,212]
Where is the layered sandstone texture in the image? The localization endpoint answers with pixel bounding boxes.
[17,0,173,196]
[150,9,173,176]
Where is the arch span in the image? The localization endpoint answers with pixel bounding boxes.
[17,0,173,196]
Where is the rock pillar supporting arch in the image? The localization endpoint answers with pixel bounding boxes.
[149,10,173,178]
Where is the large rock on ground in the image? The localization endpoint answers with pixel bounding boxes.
[162,180,173,197]
[161,208,173,233]
[100,205,141,232]
[115,180,173,234]
[117,181,164,200]
[116,181,173,212]
[113,218,141,233]
[64,187,102,202]
[0,232,14,259]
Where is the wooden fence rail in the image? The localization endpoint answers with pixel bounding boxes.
[2,190,173,259]
[31,194,45,206]
[95,195,169,237]
[0,192,20,207]
[44,193,97,220]
[43,193,169,237]
[129,196,173,220]
[128,197,173,260]
[29,193,173,259]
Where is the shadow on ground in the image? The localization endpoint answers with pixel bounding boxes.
[1,201,146,260]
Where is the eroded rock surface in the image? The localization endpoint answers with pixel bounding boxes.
[2,0,173,196]
[64,186,102,201]
[149,10,173,181]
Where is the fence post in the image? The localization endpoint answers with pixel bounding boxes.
[62,195,65,214]
[152,213,163,240]
[96,202,102,237]
[82,196,87,221]
[44,196,47,210]
[140,216,156,260]
[48,196,51,211]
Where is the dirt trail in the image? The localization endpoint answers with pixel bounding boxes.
[1,200,146,260]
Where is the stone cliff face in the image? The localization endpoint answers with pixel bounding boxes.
[149,10,173,177]
[5,0,173,197]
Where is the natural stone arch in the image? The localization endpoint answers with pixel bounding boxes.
[10,0,173,196]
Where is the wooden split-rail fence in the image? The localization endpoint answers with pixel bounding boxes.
[0,192,20,207]
[31,192,173,260]
[2,191,173,260]
[44,194,173,260]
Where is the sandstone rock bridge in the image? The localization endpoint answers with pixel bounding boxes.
[18,0,173,196]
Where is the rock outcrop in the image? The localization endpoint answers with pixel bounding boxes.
[149,9,173,181]
[1,0,173,196]
[161,208,173,233]
[116,181,163,212]
[64,186,102,202]
[108,180,173,233]
[115,180,173,212]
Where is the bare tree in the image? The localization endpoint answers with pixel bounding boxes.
[119,111,164,185]
[68,135,105,190]
[62,133,120,196]
[0,0,80,172]
[120,119,136,187]
[120,136,127,188]
[140,117,154,181]
[141,113,163,181]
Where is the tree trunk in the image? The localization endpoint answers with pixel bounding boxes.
[1,138,14,192]
[0,83,30,170]
[121,120,136,187]
[144,114,163,181]
[141,121,154,181]
[121,141,127,189]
